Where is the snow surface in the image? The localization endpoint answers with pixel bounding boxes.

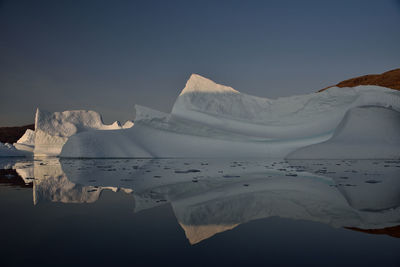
[60,74,400,158]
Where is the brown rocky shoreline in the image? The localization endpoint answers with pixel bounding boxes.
[0,124,34,144]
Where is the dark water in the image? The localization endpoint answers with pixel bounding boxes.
[0,158,400,266]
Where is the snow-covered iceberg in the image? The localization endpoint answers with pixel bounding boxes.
[59,74,400,158]
[7,74,397,158]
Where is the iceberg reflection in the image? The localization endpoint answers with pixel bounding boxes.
[5,158,400,244]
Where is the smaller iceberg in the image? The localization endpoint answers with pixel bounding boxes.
[33,109,124,156]
[14,129,35,153]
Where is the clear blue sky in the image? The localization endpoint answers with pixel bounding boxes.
[1,0,399,126]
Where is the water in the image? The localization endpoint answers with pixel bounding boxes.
[0,158,399,266]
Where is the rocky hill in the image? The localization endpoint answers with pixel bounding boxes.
[0,124,34,144]
[319,68,400,92]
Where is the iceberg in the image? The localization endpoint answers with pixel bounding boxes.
[59,74,399,158]
[9,74,398,158]
[33,109,124,156]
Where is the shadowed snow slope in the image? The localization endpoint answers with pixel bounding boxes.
[60,74,400,158]
[287,107,400,159]
[172,75,400,139]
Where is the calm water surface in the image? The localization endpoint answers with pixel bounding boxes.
[0,158,399,266]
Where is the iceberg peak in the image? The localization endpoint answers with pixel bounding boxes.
[179,74,239,96]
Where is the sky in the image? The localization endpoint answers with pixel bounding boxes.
[1,0,399,126]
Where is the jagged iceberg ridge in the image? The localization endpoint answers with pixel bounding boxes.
[33,109,133,156]
[13,129,35,153]
[0,109,134,157]
[7,74,400,158]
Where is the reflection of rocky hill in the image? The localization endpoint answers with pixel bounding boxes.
[320,68,400,92]
[346,225,400,239]
[6,158,400,244]
[179,223,238,245]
